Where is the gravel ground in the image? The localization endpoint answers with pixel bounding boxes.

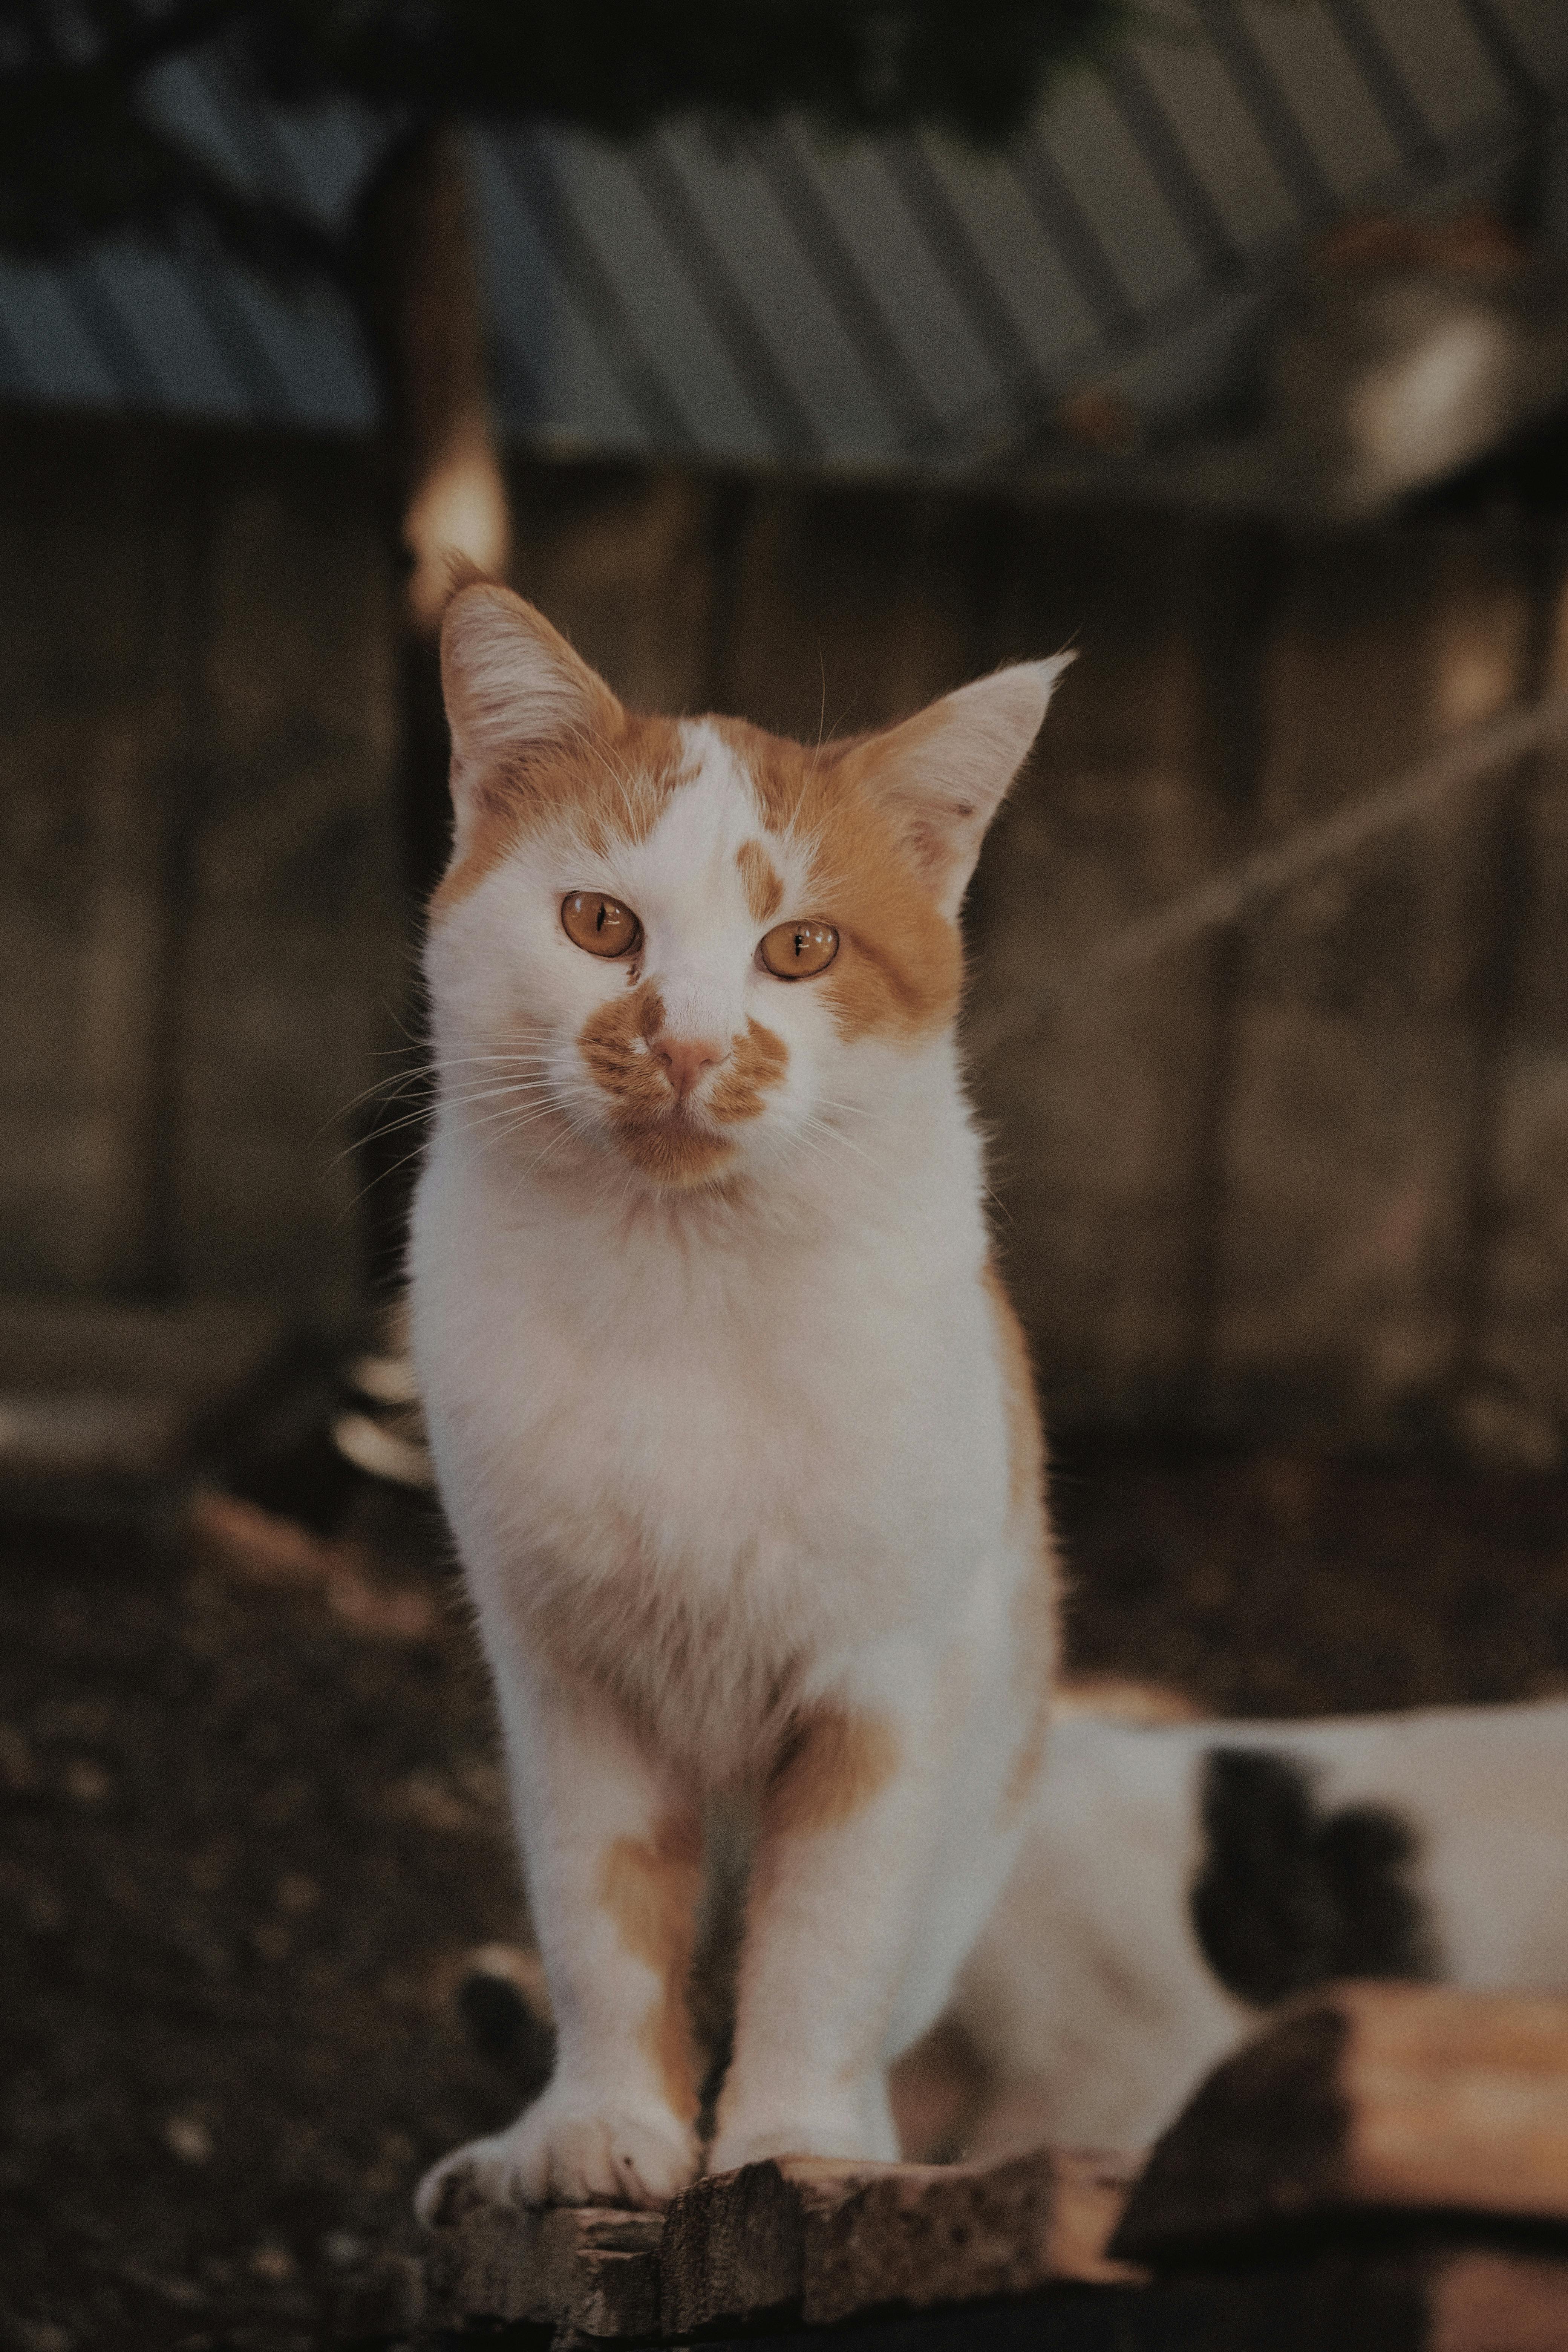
[7,1429,1568,2351]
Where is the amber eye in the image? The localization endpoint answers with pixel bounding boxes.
[562,892,642,957]
[759,919,839,979]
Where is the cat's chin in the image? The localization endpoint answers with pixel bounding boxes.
[607,1115,740,1192]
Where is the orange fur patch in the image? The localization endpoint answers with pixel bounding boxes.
[432,591,963,1051]
[598,1815,703,2121]
[707,1020,788,1122]
[984,1262,1057,1816]
[578,978,668,1117]
[429,706,695,922]
[737,839,784,925]
[432,606,963,1047]
[765,1704,900,1840]
[577,980,735,1187]
[713,718,962,1044]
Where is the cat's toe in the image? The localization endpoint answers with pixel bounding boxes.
[415,2131,531,2225]
[544,2109,697,2208]
[415,2101,697,2221]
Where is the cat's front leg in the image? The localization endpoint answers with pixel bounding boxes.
[709,1653,948,2174]
[416,1660,701,2217]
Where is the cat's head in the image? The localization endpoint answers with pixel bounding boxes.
[424,584,1069,1195]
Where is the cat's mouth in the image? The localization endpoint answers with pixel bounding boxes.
[606,1098,738,1187]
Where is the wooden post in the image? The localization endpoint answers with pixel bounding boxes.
[349,118,512,1293]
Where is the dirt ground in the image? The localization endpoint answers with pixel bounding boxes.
[8,1427,1568,2352]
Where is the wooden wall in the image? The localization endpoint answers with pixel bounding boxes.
[6,406,1567,1456]
[0,411,399,1326]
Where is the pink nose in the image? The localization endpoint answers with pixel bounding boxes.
[652,1033,724,1103]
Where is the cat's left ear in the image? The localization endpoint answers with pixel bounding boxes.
[440,582,622,848]
[845,655,1074,918]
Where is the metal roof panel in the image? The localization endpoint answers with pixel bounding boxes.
[1128,10,1305,245]
[1238,1,1407,197]
[656,121,893,461]
[0,1,1561,472]
[541,126,775,461]
[781,136,1006,433]
[1364,0,1513,139]
[906,133,1100,375]
[0,264,113,406]
[1046,73,1206,305]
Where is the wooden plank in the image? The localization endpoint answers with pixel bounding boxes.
[718,475,982,741]
[420,2200,661,2340]
[1464,554,1568,1467]
[660,2146,1142,2335]
[1113,1984,1568,2265]
[175,433,401,1323]
[508,456,717,715]
[1108,2252,1568,2352]
[420,2211,1568,2349]
[0,410,402,1323]
[0,415,189,1293]
[969,506,1245,1424]
[1212,533,1537,1440]
[1432,2250,1568,2352]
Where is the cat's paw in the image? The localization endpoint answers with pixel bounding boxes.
[416,2093,698,2220]
[707,2087,899,2177]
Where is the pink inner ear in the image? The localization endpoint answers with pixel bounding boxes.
[848,657,1072,910]
[443,585,620,779]
[908,815,956,868]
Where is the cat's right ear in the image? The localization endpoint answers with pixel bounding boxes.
[441,583,621,838]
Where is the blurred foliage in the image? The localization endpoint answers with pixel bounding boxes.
[0,0,1124,270]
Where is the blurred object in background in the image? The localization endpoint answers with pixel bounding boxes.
[0,1296,292,1502]
[332,1295,433,1490]
[0,2,1561,490]
[1269,207,1568,516]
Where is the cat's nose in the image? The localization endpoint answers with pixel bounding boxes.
[652,1033,725,1103]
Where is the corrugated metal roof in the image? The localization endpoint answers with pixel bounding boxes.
[0,0,1563,469]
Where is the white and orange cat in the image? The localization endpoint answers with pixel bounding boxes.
[410,581,1071,2217]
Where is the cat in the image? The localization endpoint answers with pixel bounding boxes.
[948,1689,1568,2158]
[447,1683,1568,2172]
[409,580,1071,2217]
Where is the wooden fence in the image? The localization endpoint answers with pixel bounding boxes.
[4,406,1567,1455]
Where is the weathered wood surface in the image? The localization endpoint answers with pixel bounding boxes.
[0,409,399,1327]
[1115,1984,1568,2264]
[661,2145,1142,2333]
[1210,537,1534,1440]
[1427,2251,1568,2352]
[420,2201,661,2340]
[420,2145,1138,2342]
[421,2207,1568,2351]
[419,1987,1568,2345]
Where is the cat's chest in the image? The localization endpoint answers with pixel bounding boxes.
[416,1187,999,1593]
[470,1242,911,1517]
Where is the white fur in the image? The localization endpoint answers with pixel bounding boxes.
[411,660,1062,2215]
[955,1697,1568,2154]
[440,586,609,847]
